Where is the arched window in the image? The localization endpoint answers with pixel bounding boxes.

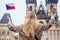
[7,31,9,35]
[2,30,4,35]
[2,39,3,40]
[50,5,53,9]
[30,6,32,11]
[39,21,44,24]
[40,5,43,11]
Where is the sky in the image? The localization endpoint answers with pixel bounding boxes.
[0,0,60,26]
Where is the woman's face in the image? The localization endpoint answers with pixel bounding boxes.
[51,7,56,14]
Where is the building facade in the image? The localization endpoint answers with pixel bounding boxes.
[0,13,16,40]
[0,24,15,40]
[26,0,37,12]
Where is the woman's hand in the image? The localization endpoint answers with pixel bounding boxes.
[7,16,11,22]
[49,20,55,25]
[7,16,12,29]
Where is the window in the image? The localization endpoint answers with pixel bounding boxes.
[50,5,53,9]
[2,39,3,40]
[39,21,44,24]
[6,38,11,40]
[7,39,8,40]
[7,31,9,35]
[30,6,32,11]
[40,7,43,11]
[2,38,5,40]
[40,5,43,11]
[2,30,4,35]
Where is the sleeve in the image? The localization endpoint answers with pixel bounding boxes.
[7,21,23,32]
[36,20,54,38]
[40,19,54,31]
[41,24,52,31]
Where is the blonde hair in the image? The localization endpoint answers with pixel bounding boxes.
[23,11,39,38]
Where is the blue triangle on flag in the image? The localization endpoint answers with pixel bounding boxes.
[6,4,10,10]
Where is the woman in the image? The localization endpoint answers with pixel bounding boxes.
[50,5,56,20]
[7,11,54,40]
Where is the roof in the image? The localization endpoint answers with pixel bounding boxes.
[45,0,58,4]
[26,0,37,5]
[0,13,12,24]
[36,13,49,19]
[36,4,49,19]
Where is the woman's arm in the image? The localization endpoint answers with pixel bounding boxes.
[7,16,23,32]
[41,23,52,31]
[7,23,23,32]
[41,20,54,31]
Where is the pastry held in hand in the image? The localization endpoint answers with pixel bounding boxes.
[49,20,55,25]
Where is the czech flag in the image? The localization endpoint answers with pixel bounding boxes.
[6,3,15,10]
